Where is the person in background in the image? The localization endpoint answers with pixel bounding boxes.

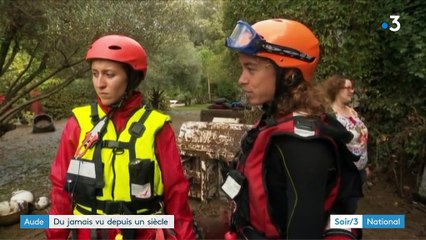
[323,74,369,214]
[46,35,196,240]
[222,18,362,239]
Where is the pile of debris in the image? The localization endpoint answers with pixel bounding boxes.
[177,110,252,202]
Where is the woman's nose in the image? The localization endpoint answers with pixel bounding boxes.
[93,75,106,88]
[238,73,248,85]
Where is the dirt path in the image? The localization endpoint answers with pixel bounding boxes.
[1,110,425,239]
[358,181,426,239]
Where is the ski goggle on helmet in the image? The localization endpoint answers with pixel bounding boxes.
[225,19,320,81]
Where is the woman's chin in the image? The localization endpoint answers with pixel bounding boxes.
[100,98,112,106]
[247,99,267,106]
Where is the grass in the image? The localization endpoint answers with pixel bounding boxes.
[169,103,209,111]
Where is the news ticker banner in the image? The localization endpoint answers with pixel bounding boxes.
[20,215,174,229]
[21,214,404,229]
[330,214,405,229]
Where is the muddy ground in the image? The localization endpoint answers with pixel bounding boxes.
[0,110,426,239]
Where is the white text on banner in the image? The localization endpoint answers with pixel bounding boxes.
[48,215,174,229]
[330,215,363,228]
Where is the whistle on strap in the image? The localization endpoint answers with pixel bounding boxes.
[74,117,108,158]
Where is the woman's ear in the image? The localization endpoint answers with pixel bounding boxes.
[283,69,303,87]
[284,69,297,80]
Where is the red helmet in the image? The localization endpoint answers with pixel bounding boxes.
[86,35,147,76]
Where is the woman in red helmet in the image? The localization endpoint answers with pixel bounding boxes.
[46,35,196,240]
[222,19,363,239]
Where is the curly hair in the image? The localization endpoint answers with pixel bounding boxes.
[275,69,328,118]
[322,75,352,102]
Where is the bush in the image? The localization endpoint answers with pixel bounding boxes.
[145,87,170,111]
[42,79,96,120]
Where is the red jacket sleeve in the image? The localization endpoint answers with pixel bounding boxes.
[155,123,196,240]
[46,117,80,240]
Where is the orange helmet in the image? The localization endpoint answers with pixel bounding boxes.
[86,35,147,77]
[226,19,320,81]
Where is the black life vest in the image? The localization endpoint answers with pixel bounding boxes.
[228,113,362,239]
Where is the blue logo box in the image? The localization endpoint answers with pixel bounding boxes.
[362,214,405,229]
[20,215,49,229]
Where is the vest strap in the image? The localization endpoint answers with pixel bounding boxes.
[90,229,97,240]
[129,108,151,136]
[129,108,152,161]
[93,139,105,190]
[89,103,106,215]
[102,140,132,149]
[75,197,163,215]
[90,102,100,124]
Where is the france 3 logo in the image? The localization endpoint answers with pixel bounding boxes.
[381,15,400,32]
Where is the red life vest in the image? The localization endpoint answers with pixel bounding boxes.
[232,113,343,238]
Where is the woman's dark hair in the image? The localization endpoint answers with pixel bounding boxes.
[122,63,145,93]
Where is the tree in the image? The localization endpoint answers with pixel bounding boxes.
[0,1,88,135]
[0,0,201,135]
[190,0,240,102]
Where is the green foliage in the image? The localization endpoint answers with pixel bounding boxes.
[198,44,239,102]
[143,40,202,103]
[0,0,205,135]
[214,78,240,101]
[363,1,426,195]
[1,0,423,197]
[0,0,89,134]
[188,0,224,47]
[191,1,235,103]
[42,78,96,119]
[243,107,263,125]
[145,87,170,111]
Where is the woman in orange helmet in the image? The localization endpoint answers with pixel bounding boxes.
[222,19,362,239]
[46,35,196,240]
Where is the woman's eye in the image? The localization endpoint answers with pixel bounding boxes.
[92,72,98,78]
[247,68,256,74]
